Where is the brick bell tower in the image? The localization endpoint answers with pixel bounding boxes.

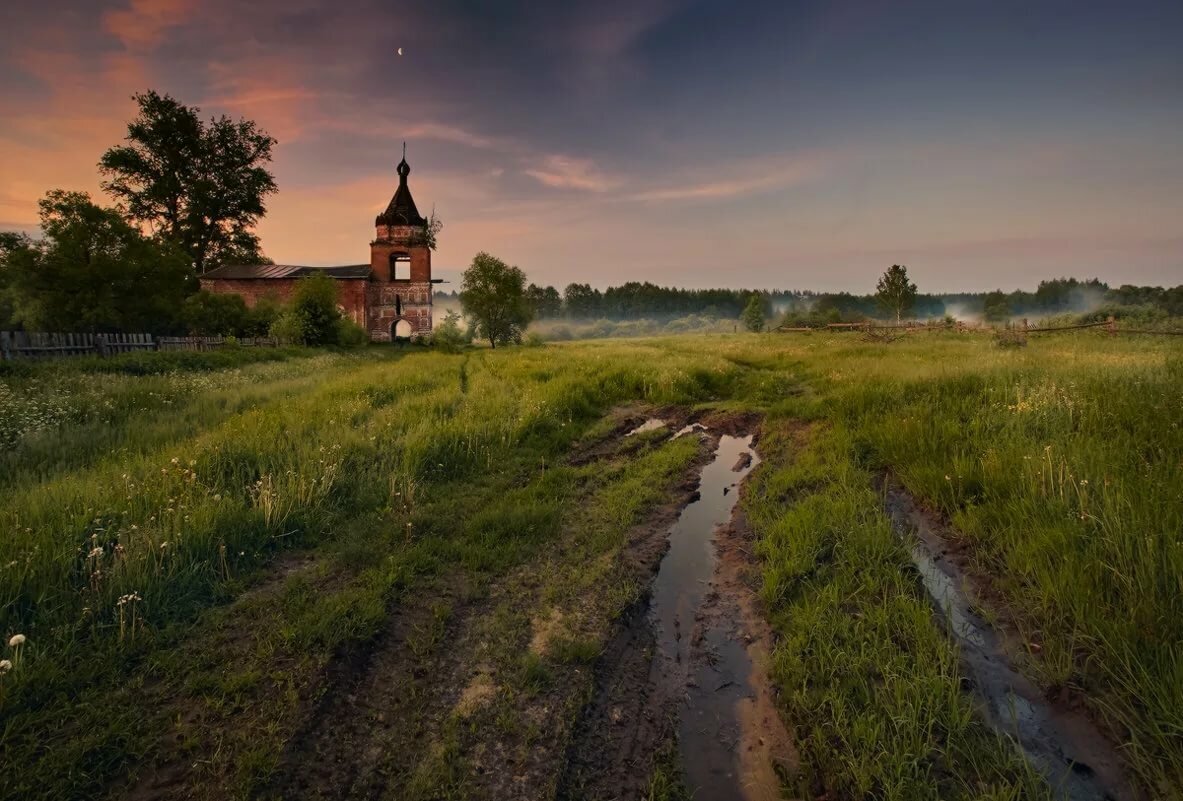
[368,144,434,341]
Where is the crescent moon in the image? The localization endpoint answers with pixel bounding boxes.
[397,47,404,56]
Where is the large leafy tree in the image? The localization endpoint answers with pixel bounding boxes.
[460,252,533,348]
[1,190,190,332]
[99,90,277,275]
[875,264,918,324]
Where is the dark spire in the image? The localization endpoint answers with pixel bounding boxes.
[376,143,426,227]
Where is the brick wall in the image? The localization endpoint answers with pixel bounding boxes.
[366,282,433,340]
[199,277,369,327]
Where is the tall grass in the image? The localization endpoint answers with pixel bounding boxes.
[1,331,1179,799]
[0,344,736,710]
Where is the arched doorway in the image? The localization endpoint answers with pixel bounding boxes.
[392,319,413,341]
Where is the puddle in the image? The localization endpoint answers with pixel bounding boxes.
[625,418,668,437]
[650,434,765,800]
[881,484,1132,801]
[672,423,709,439]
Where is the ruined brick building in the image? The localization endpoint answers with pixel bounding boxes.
[201,150,438,341]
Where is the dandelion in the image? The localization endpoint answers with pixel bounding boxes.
[0,659,10,674]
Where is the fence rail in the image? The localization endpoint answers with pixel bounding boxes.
[0,331,285,361]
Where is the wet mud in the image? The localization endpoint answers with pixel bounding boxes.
[880,479,1136,801]
[561,422,795,801]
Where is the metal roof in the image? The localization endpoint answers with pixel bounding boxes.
[376,155,427,228]
[202,264,372,280]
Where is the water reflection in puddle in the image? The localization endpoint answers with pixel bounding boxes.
[650,434,762,800]
[625,418,667,437]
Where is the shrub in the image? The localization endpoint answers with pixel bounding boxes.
[182,290,250,336]
[334,317,369,348]
[432,310,467,353]
[267,275,342,345]
[290,274,342,346]
[269,311,306,344]
[246,295,283,336]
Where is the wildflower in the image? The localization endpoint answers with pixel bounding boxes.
[9,634,26,647]
[0,659,10,674]
[944,475,951,481]
[171,457,179,464]
[160,542,169,549]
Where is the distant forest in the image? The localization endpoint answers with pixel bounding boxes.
[434,278,1183,324]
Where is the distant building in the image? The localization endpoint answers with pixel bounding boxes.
[200,149,438,341]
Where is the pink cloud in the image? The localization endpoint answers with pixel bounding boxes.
[103,0,195,50]
[524,155,618,192]
[628,151,834,202]
[402,122,498,150]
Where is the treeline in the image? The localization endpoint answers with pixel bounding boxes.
[435,282,783,320]
[435,277,1183,323]
[785,278,1183,324]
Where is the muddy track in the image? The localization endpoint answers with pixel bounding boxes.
[879,477,1138,801]
[557,436,714,800]
[560,420,795,801]
[698,505,797,801]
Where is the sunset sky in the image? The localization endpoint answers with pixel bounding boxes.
[1,0,1181,291]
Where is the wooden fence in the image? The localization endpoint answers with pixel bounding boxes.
[0,331,284,361]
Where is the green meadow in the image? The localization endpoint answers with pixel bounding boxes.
[0,333,1179,800]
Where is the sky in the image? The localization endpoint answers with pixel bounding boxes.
[1,0,1181,293]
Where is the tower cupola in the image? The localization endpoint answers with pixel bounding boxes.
[375,143,427,228]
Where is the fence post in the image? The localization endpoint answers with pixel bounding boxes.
[0,331,10,362]
[1106,315,1116,336]
[95,334,109,358]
